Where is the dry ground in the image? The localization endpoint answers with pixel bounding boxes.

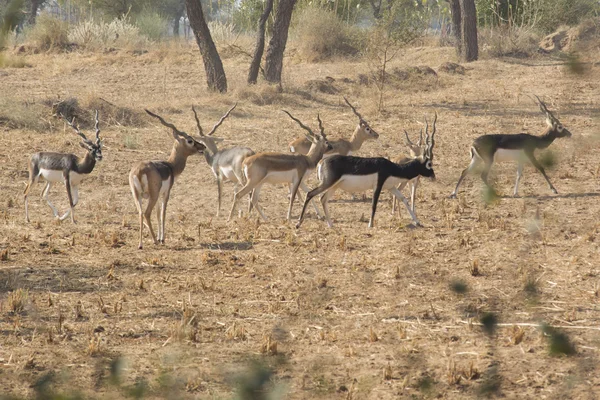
[0,42,600,399]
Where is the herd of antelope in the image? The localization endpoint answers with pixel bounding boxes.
[23,96,571,249]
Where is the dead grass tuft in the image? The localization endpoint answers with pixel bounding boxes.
[7,289,28,314]
[0,248,9,261]
[260,334,278,355]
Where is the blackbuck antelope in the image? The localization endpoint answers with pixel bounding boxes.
[391,115,437,216]
[227,111,333,222]
[129,110,206,249]
[450,96,572,198]
[24,111,103,223]
[192,104,255,217]
[296,124,437,229]
[288,97,379,156]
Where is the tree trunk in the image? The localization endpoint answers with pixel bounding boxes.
[28,0,42,25]
[185,0,227,92]
[173,1,185,37]
[448,0,461,57]
[264,0,297,85]
[247,0,274,85]
[460,0,478,62]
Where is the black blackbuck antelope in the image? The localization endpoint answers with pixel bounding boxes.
[296,118,437,229]
[391,116,435,216]
[450,96,572,198]
[227,111,333,222]
[24,111,103,223]
[129,110,206,249]
[191,104,255,217]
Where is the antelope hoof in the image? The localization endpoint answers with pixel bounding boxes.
[138,244,143,250]
[449,193,457,199]
[551,188,558,195]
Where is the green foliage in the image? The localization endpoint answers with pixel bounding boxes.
[24,13,69,51]
[134,10,169,40]
[480,312,498,336]
[450,279,468,294]
[232,0,268,32]
[542,324,576,356]
[293,5,365,62]
[476,0,600,33]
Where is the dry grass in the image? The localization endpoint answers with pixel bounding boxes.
[0,41,598,399]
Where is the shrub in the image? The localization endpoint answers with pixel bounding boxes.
[68,18,148,51]
[537,0,599,33]
[292,6,365,62]
[480,26,541,58]
[25,13,69,51]
[135,11,169,41]
[207,21,237,43]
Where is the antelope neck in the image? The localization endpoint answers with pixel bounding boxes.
[348,126,367,151]
[535,127,559,150]
[167,143,190,177]
[76,152,97,174]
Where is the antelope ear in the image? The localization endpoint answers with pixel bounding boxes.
[213,137,225,142]
[545,116,554,128]
[79,142,90,150]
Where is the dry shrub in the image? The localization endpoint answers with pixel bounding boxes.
[68,18,149,51]
[480,26,541,58]
[46,96,144,127]
[84,97,145,127]
[0,98,49,131]
[134,11,169,41]
[292,6,364,62]
[7,289,28,314]
[0,54,31,68]
[24,14,70,52]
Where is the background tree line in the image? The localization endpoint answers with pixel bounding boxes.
[1,0,598,92]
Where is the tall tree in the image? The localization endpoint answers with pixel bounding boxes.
[26,0,43,25]
[264,0,297,85]
[247,0,273,84]
[459,0,478,61]
[185,0,227,92]
[448,0,461,56]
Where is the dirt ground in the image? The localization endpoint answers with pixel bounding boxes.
[0,41,600,399]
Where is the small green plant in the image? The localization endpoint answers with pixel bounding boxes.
[135,11,169,41]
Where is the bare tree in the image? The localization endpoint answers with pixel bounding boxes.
[460,0,478,61]
[185,0,227,92]
[264,0,297,85]
[248,0,274,85]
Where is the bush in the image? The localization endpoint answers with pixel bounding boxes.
[480,26,541,58]
[135,11,169,41]
[68,18,148,51]
[25,14,69,51]
[292,6,365,62]
[537,0,599,33]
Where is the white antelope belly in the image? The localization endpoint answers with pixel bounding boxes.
[336,174,378,193]
[39,169,85,185]
[220,165,238,182]
[493,149,527,163]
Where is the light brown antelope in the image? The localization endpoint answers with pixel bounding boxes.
[129,110,206,249]
[450,96,572,198]
[288,97,379,156]
[24,111,103,223]
[191,104,255,217]
[227,111,333,222]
